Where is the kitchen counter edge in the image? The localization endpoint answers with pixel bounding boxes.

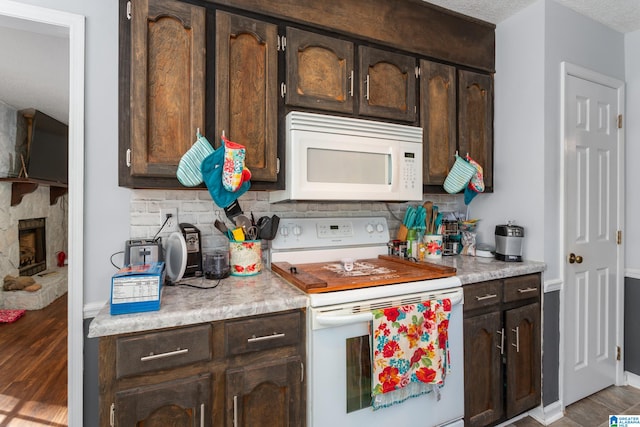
[88,256,545,338]
[88,269,308,338]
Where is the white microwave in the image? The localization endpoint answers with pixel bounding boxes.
[269,112,423,203]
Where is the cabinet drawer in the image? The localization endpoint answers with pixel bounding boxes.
[503,274,540,303]
[116,324,211,379]
[225,311,302,356]
[464,281,502,312]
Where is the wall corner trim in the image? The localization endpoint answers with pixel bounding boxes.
[528,400,563,425]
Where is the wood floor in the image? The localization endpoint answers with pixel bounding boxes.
[0,294,67,426]
[510,385,640,427]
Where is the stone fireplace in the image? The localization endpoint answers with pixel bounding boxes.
[19,217,46,276]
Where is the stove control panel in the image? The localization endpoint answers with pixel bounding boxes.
[271,217,390,250]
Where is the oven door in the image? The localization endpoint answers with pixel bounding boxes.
[307,289,464,427]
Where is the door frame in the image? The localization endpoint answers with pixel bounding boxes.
[559,61,625,409]
[0,2,85,426]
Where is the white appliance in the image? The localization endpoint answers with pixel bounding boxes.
[269,112,423,203]
[270,217,465,427]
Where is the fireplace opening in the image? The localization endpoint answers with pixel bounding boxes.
[19,218,46,276]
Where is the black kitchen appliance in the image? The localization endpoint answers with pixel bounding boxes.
[180,223,202,277]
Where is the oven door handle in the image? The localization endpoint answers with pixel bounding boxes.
[315,312,374,326]
[314,292,462,327]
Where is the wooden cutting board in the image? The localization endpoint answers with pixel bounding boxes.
[271,256,456,294]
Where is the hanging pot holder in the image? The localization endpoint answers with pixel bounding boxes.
[443,154,477,194]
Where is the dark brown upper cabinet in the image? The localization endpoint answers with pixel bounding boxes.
[126,0,205,182]
[215,11,279,182]
[458,69,494,190]
[285,27,354,114]
[358,46,416,122]
[420,60,457,186]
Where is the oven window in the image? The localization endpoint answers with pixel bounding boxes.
[307,148,390,184]
[346,335,372,412]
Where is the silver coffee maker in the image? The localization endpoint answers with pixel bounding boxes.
[495,221,524,262]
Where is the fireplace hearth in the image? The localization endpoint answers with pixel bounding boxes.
[18,218,46,276]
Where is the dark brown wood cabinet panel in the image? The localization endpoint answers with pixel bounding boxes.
[458,69,494,190]
[464,311,503,427]
[505,303,541,419]
[420,60,456,186]
[463,279,502,312]
[115,373,211,426]
[225,310,302,356]
[129,0,205,179]
[226,357,303,427]
[503,274,542,303]
[286,27,354,114]
[207,0,495,72]
[358,46,416,122]
[116,324,211,379]
[216,11,278,182]
[463,274,541,427]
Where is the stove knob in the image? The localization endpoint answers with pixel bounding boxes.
[366,224,374,233]
[280,227,289,237]
[292,225,302,236]
[376,223,385,233]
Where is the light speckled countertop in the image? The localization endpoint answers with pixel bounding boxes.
[427,255,546,285]
[88,255,545,338]
[88,269,308,338]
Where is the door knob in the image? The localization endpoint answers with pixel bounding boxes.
[568,253,583,264]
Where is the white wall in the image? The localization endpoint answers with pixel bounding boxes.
[471,1,546,262]
[475,0,625,285]
[625,30,640,273]
[11,0,130,309]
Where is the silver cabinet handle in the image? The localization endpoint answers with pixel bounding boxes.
[200,403,204,427]
[140,348,188,362]
[497,328,505,355]
[233,395,238,427]
[476,293,498,301]
[349,70,354,97]
[365,74,370,100]
[247,332,285,343]
[518,287,538,294]
[512,327,520,352]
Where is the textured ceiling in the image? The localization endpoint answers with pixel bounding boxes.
[423,0,640,33]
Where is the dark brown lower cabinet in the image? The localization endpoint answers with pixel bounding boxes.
[99,310,305,427]
[226,357,303,427]
[115,374,211,426]
[463,274,541,427]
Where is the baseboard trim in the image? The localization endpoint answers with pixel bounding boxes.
[529,401,564,426]
[626,371,640,388]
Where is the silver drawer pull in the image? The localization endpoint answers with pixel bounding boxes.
[512,327,520,352]
[475,293,498,301]
[518,287,538,294]
[140,348,189,362]
[247,332,286,343]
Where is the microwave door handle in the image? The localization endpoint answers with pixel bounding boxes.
[315,312,373,327]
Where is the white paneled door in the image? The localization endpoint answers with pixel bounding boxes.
[562,64,623,406]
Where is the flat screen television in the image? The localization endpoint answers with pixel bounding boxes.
[26,110,68,184]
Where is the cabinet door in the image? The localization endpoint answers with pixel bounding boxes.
[464,311,503,427]
[505,303,541,418]
[226,357,303,427]
[286,27,354,114]
[359,46,416,122]
[129,0,205,178]
[216,11,279,182]
[420,60,456,186]
[115,373,211,426]
[458,70,493,189]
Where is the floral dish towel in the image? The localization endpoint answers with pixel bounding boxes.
[371,298,452,410]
